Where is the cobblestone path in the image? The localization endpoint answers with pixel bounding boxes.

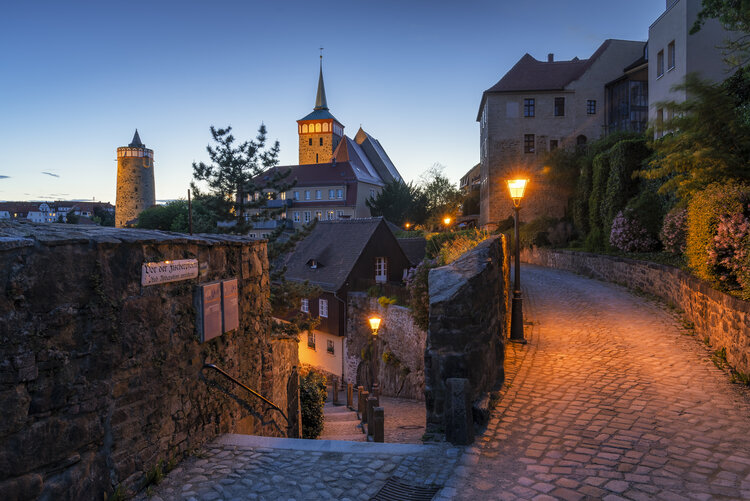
[445,265,750,501]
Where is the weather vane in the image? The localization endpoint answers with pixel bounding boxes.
[320,47,324,60]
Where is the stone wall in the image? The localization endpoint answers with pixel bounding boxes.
[425,236,509,432]
[346,294,426,400]
[522,248,750,375]
[0,222,299,500]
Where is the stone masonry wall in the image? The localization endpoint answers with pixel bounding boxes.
[522,248,750,375]
[0,222,299,500]
[425,236,509,430]
[346,294,426,400]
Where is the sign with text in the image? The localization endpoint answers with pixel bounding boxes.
[200,282,223,342]
[142,259,199,286]
[221,279,239,333]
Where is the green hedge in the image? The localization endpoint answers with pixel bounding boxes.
[572,155,592,237]
[587,151,611,249]
[601,138,650,234]
[299,369,327,439]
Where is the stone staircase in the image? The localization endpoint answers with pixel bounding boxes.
[319,390,366,442]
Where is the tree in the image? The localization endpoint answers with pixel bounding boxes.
[66,212,80,224]
[366,180,428,226]
[692,0,750,68]
[93,206,115,227]
[420,164,462,229]
[190,125,291,231]
[637,75,750,201]
[136,199,217,233]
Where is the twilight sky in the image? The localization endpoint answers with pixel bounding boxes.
[0,0,665,203]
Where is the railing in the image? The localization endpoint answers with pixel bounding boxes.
[350,278,411,306]
[202,363,291,430]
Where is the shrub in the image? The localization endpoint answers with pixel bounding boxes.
[437,230,490,265]
[572,156,593,237]
[601,138,651,234]
[660,207,688,255]
[299,368,327,439]
[588,151,611,237]
[519,216,556,248]
[687,183,750,282]
[547,220,575,248]
[406,259,437,331]
[609,209,659,252]
[706,206,750,297]
[377,296,397,307]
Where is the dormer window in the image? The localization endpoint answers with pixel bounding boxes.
[306,259,322,269]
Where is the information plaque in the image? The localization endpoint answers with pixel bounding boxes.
[142,259,198,286]
[221,279,239,333]
[199,282,222,342]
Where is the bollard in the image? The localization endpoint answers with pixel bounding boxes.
[332,377,339,405]
[347,383,353,409]
[372,407,385,443]
[366,394,379,435]
[360,390,369,423]
[372,382,380,398]
[445,378,474,445]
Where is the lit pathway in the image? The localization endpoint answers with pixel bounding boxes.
[443,265,750,500]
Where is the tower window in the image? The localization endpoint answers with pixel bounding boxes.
[319,138,323,146]
[309,138,312,146]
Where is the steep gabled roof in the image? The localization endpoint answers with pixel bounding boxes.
[283,218,387,291]
[476,40,614,121]
[353,127,402,184]
[332,136,383,185]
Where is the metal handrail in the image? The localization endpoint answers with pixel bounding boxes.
[202,363,290,427]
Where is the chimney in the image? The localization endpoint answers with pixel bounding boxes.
[548,53,554,62]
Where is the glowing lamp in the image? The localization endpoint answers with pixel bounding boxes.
[368,316,382,335]
[507,179,529,206]
[443,217,451,226]
[405,222,411,230]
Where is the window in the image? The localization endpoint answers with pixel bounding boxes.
[337,210,345,218]
[327,210,335,220]
[301,298,309,313]
[326,340,335,355]
[587,100,596,115]
[370,189,376,199]
[549,140,558,151]
[315,190,322,200]
[668,41,675,70]
[308,138,312,146]
[293,212,300,222]
[375,257,387,283]
[304,190,311,200]
[293,191,299,200]
[554,97,565,116]
[328,189,335,199]
[307,331,316,349]
[657,49,664,77]
[523,98,535,117]
[657,108,664,136]
[524,134,535,154]
[336,189,343,199]
[319,138,323,146]
[280,192,286,200]
[304,211,311,223]
[315,210,322,220]
[319,299,328,318]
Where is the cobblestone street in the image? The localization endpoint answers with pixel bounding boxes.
[445,265,750,500]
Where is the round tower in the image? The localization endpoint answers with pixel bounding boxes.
[115,129,155,228]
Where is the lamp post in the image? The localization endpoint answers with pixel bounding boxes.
[368,316,382,394]
[507,179,528,344]
[443,216,452,231]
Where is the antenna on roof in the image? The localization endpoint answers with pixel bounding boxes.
[320,47,323,63]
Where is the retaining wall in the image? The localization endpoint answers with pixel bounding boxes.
[522,247,750,375]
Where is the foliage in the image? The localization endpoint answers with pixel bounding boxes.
[420,164,463,229]
[461,189,480,216]
[686,182,750,282]
[496,215,515,233]
[66,213,80,224]
[424,229,487,261]
[299,368,327,439]
[572,155,593,237]
[547,220,575,247]
[638,75,750,201]
[405,259,437,331]
[93,206,115,227]
[609,209,660,252]
[366,180,429,226]
[190,125,289,231]
[725,66,750,127]
[706,203,750,297]
[692,0,750,68]
[437,230,490,265]
[541,148,580,200]
[660,207,688,255]
[519,216,556,248]
[136,199,218,233]
[601,138,651,234]
[377,296,398,307]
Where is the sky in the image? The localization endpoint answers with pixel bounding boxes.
[0,0,666,204]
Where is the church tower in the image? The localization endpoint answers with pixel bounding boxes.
[115,130,155,228]
[297,55,344,164]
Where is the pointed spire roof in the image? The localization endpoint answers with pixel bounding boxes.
[314,57,328,110]
[129,129,144,148]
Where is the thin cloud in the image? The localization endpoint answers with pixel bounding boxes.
[0,175,9,179]
[41,172,60,178]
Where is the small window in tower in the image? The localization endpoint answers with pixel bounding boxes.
[319,138,323,146]
[315,123,321,133]
[316,154,319,163]
[309,138,312,146]
[302,124,308,133]
[323,123,329,132]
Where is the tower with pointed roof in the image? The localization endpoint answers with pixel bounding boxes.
[115,129,155,228]
[297,55,344,165]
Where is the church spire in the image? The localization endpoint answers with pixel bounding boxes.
[314,50,328,111]
[129,129,144,148]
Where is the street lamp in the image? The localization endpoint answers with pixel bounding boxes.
[507,179,528,344]
[443,216,451,229]
[404,222,411,230]
[368,316,382,394]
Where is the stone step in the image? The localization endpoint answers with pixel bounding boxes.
[319,433,367,442]
[325,413,359,422]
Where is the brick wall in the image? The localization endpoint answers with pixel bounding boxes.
[0,222,298,499]
[522,248,750,375]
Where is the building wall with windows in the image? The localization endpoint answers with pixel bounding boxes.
[298,328,343,377]
[648,0,733,128]
[478,40,645,228]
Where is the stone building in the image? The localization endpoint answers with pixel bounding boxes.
[246,59,402,237]
[648,0,735,133]
[476,40,645,228]
[115,130,155,228]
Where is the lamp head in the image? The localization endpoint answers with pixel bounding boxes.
[368,316,381,335]
[507,179,529,207]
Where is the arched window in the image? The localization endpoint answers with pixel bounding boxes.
[302,124,308,133]
[315,123,321,133]
[323,123,329,132]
